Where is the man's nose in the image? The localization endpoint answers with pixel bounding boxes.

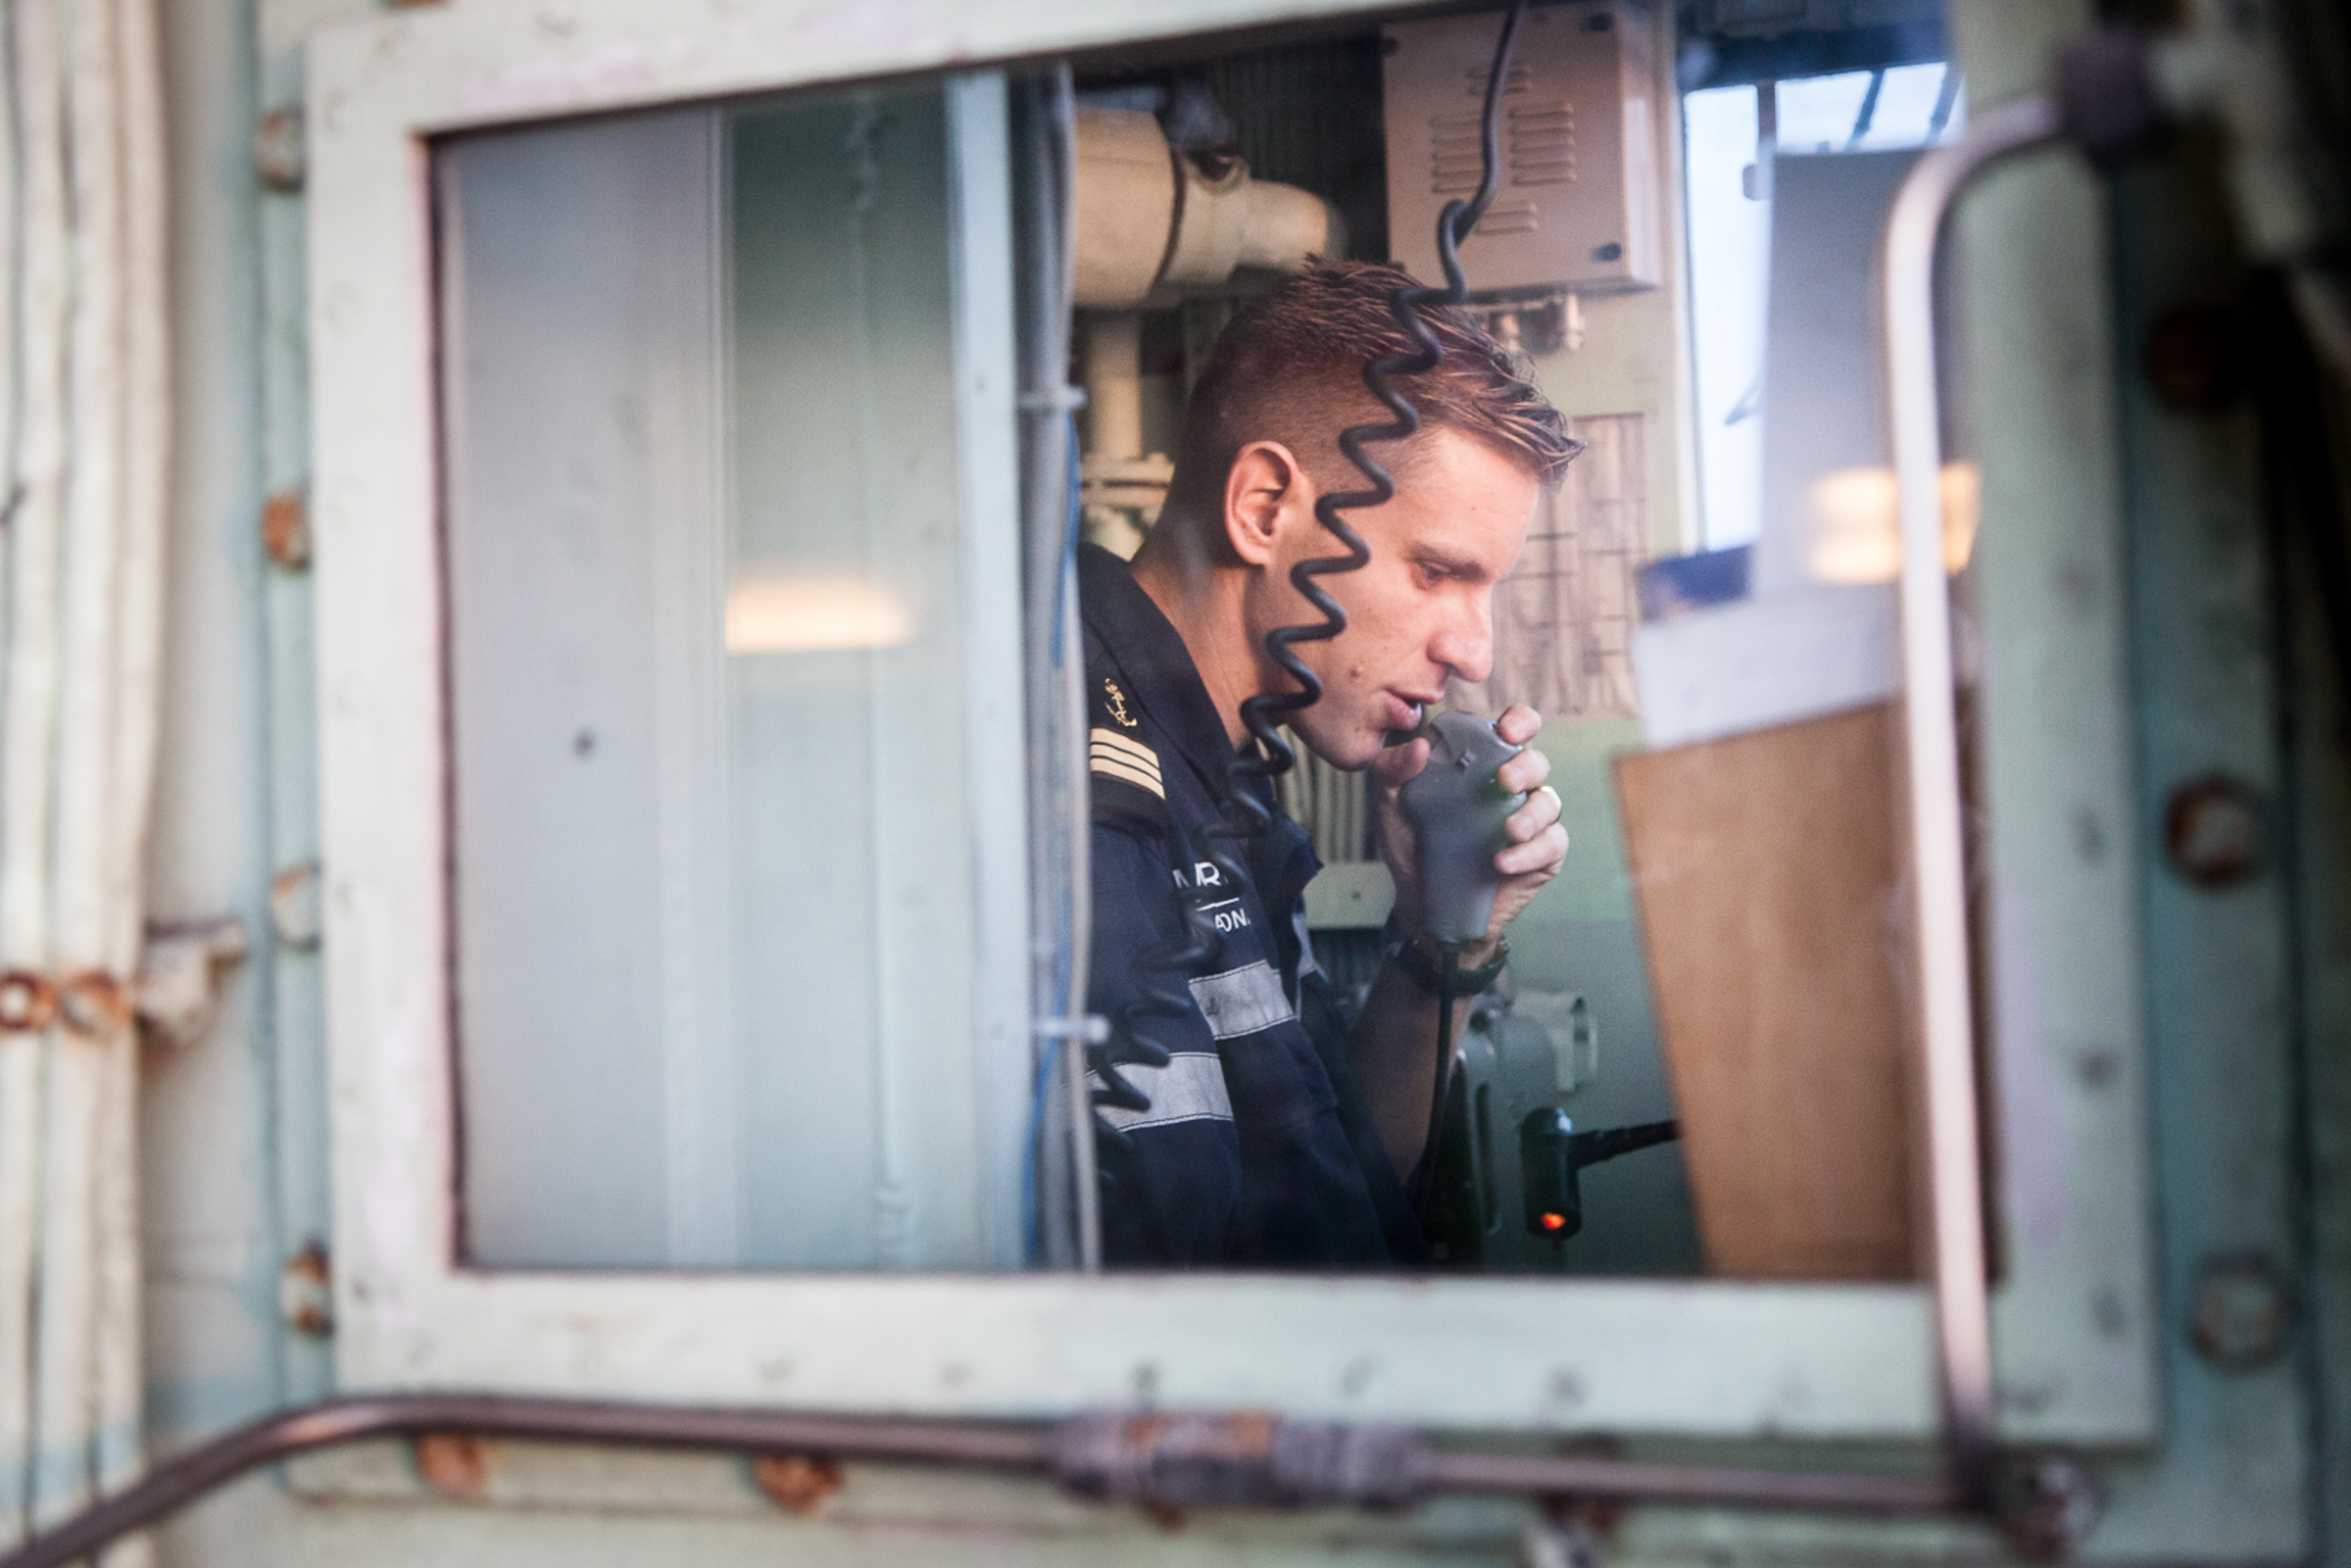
[1430,595,1494,686]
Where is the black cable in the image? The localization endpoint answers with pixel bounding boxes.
[1090,1,1534,1232]
[1233,0,1528,794]
[1411,951,1461,1208]
[1570,1118,1681,1165]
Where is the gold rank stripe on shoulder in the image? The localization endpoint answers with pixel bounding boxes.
[1091,727,1157,770]
[1090,727,1165,799]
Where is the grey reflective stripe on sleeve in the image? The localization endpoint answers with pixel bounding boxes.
[1091,1052,1233,1131]
[1188,959,1295,1039]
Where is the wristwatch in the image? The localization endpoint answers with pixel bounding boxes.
[1381,915,1508,997]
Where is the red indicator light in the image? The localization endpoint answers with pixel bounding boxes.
[1540,1212,1567,1232]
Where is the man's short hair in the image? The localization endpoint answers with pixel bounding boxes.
[1164,259,1578,524]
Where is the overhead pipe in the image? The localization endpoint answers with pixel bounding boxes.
[1067,106,1347,556]
[1068,107,1344,310]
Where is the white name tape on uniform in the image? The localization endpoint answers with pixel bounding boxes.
[1093,1051,1234,1131]
[1187,960,1295,1040]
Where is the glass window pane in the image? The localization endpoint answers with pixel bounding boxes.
[1681,64,1963,552]
[437,83,1022,1271]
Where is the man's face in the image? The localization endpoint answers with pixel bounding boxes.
[1246,425,1541,771]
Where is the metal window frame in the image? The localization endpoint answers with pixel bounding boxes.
[306,0,2157,1448]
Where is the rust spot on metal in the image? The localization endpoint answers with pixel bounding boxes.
[278,1238,333,1338]
[0,970,59,1033]
[1539,1437,1628,1543]
[262,489,311,570]
[253,107,305,194]
[415,1433,490,1501]
[752,1452,843,1513]
[2163,774,2265,888]
[57,971,132,1036]
[269,862,323,949]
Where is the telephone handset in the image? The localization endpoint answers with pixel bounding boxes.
[1396,710,1526,948]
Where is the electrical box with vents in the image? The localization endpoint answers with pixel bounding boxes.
[1383,1,1662,299]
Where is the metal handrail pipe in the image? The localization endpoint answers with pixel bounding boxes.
[1877,91,2067,1508]
[1424,1450,1957,1515]
[0,1395,1056,1568]
[0,1393,1967,1568]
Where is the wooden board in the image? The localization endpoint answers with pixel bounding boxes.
[1613,703,1918,1281]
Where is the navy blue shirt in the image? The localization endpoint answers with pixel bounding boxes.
[1078,544,1425,1268]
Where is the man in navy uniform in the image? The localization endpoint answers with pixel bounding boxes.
[1082,260,1578,1267]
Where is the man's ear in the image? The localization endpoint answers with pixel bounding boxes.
[1222,441,1308,568]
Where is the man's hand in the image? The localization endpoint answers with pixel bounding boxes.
[1370,704,1567,958]
[1349,704,1568,1178]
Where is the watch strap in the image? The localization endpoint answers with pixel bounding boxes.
[1383,920,1508,997]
